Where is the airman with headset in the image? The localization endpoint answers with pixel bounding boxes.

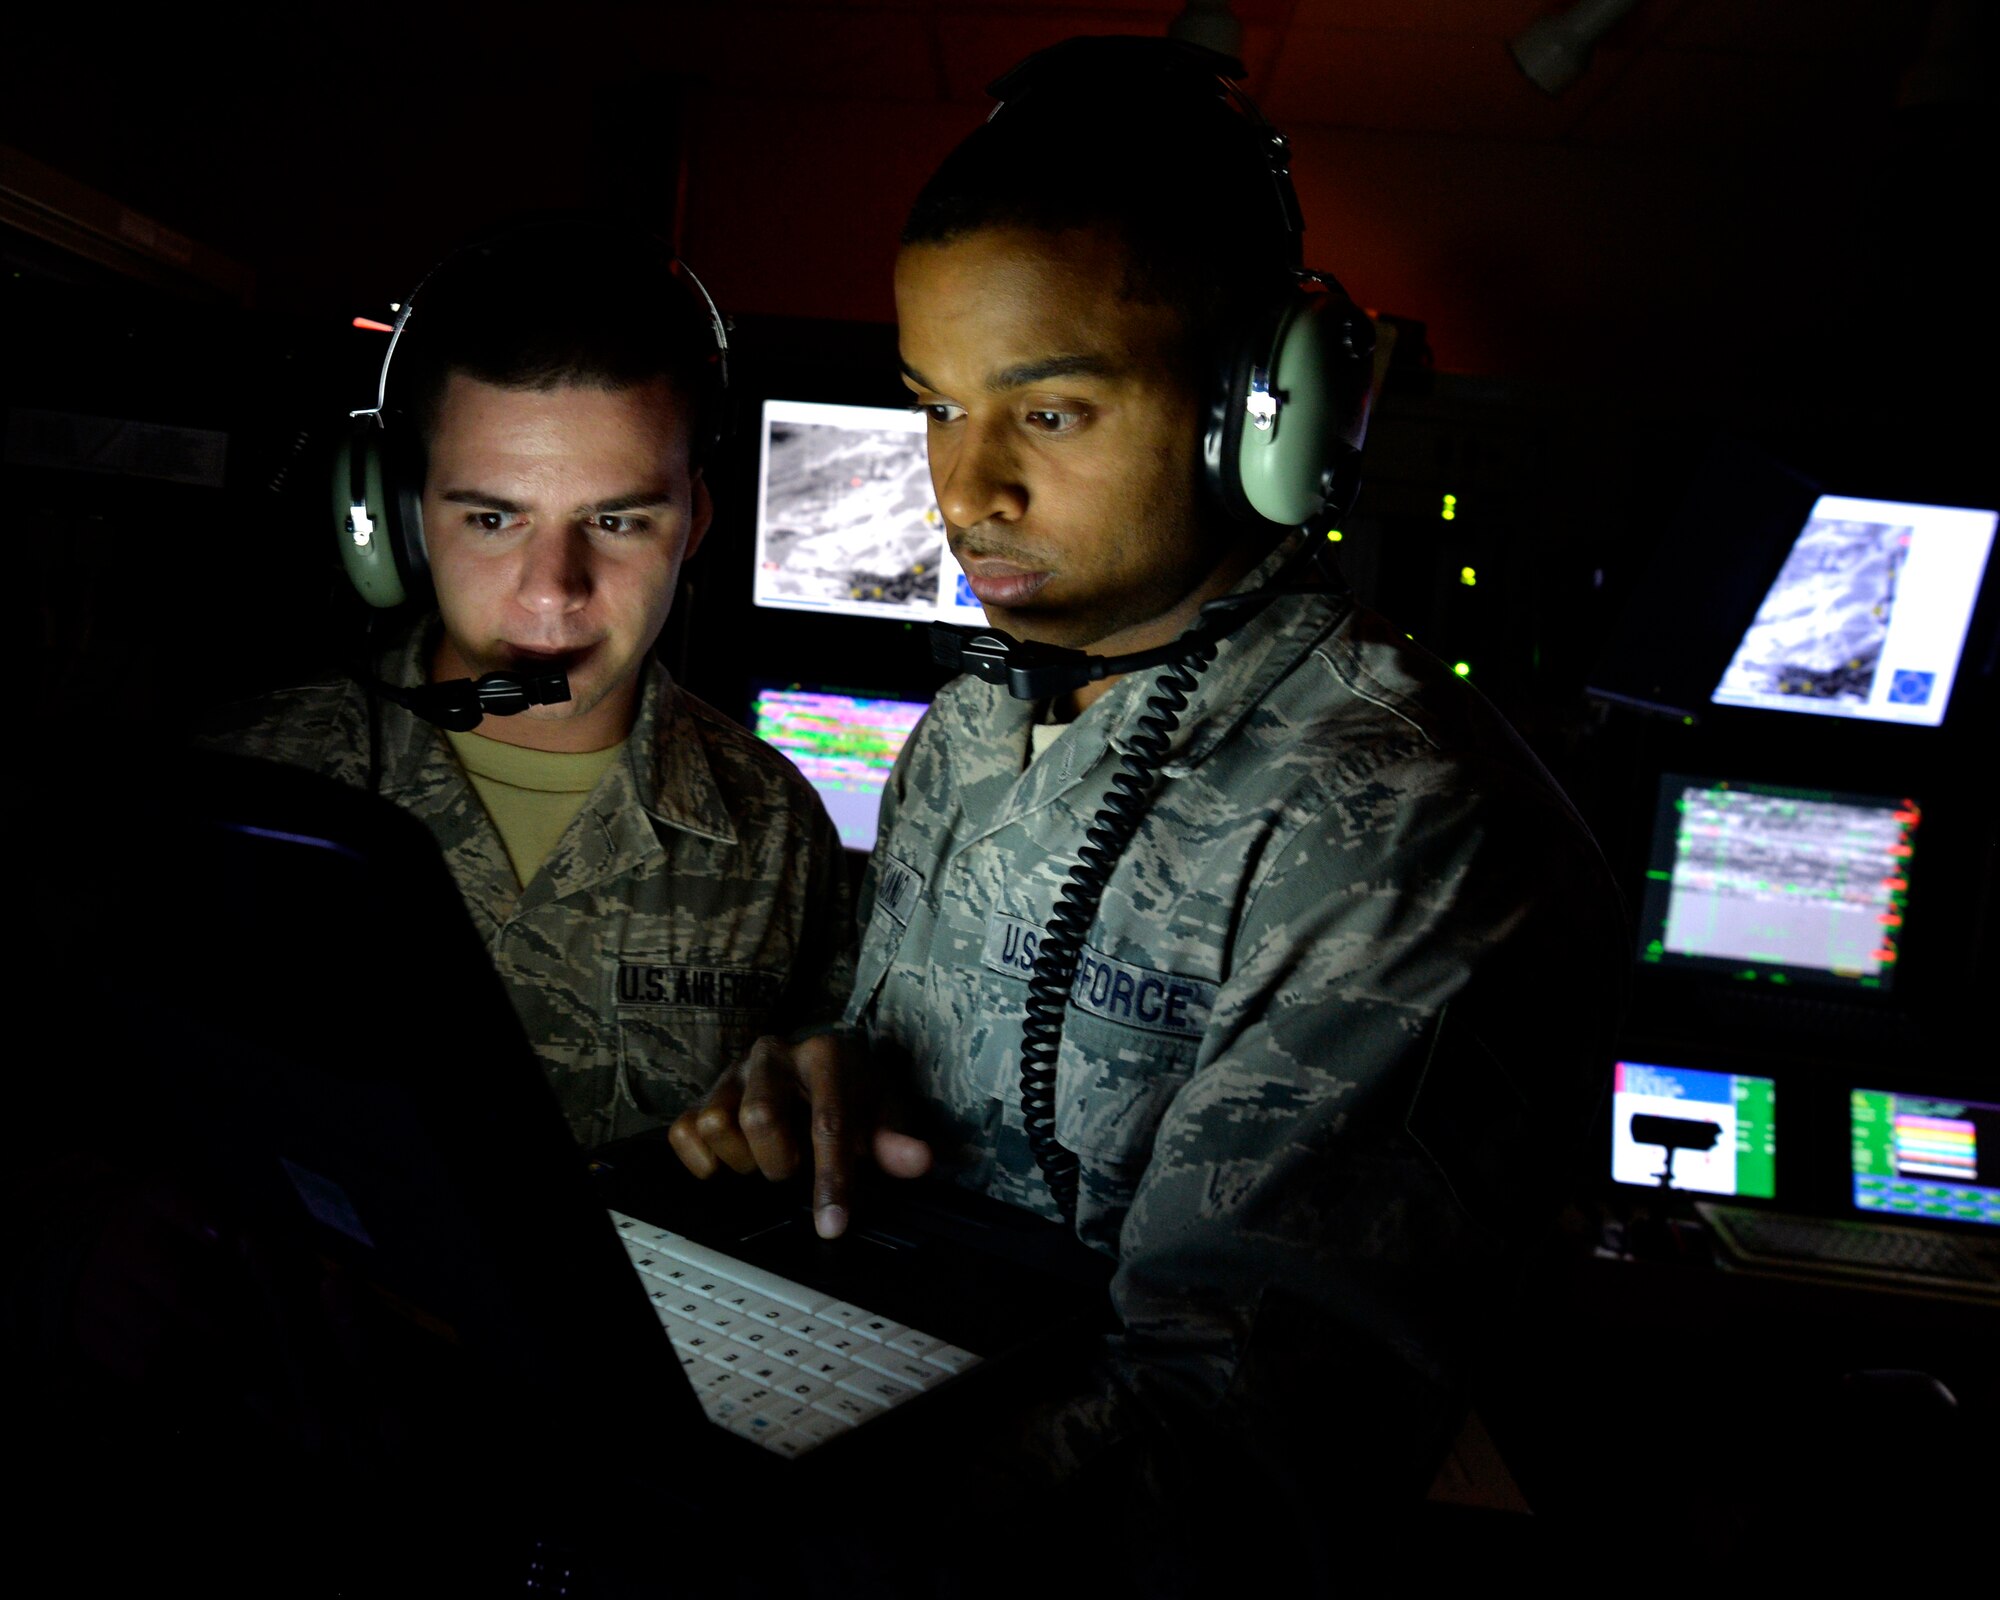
[203,225,855,1150]
[668,36,1625,1584]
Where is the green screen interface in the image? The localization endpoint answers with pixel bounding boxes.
[1851,1090,1999,1226]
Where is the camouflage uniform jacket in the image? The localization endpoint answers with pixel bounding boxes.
[848,539,1623,1488]
[203,624,854,1149]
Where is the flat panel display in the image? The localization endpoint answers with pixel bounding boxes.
[752,686,928,852]
[752,398,986,626]
[1636,775,1916,991]
[1611,1061,1777,1197]
[1851,1089,2000,1227]
[1710,495,1996,726]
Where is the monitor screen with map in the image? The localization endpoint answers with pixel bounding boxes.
[1709,495,1996,726]
[1636,774,1917,992]
[752,398,988,626]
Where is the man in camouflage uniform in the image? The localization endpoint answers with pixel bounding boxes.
[672,42,1622,1581]
[208,234,852,1149]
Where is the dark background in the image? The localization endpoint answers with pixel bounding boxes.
[6,0,1995,1581]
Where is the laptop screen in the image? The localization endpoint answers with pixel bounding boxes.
[751,398,986,627]
[1610,1061,1777,1197]
[752,685,928,851]
[1636,775,1917,993]
[1710,495,1995,726]
[1851,1089,2000,1228]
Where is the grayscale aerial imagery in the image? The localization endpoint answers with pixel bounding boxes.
[1715,518,1911,703]
[757,420,946,609]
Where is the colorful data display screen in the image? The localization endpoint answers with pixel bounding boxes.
[752,398,986,626]
[1637,776,1916,990]
[753,687,927,851]
[1611,1061,1776,1197]
[1851,1090,2000,1227]
[1710,495,1995,726]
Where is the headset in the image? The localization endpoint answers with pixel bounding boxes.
[925,38,1377,1221]
[333,220,731,612]
[991,35,1375,533]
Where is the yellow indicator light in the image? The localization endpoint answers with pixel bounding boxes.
[1459,566,1477,587]
[1453,661,1471,677]
[1441,493,1458,522]
[1326,528,1344,542]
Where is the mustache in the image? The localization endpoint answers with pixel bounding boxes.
[950,532,1047,568]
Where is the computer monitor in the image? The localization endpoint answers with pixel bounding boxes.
[1636,775,1917,992]
[1610,1061,1777,1197]
[1851,1089,2000,1227]
[751,684,928,852]
[1710,495,1996,726]
[752,398,986,627]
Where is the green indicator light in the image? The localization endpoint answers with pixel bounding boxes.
[1682,716,1694,726]
[1459,565,1477,587]
[1452,661,1471,677]
[1645,870,1671,881]
[1326,528,1344,542]
[1441,493,1457,522]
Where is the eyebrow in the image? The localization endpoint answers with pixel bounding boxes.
[437,487,677,516]
[900,353,1123,395]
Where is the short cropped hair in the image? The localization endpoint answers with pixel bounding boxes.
[901,76,1298,351]
[397,224,724,465]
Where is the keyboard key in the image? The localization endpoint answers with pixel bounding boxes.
[814,1332,865,1358]
[849,1315,907,1344]
[850,1348,946,1390]
[648,1238,831,1315]
[816,1301,870,1328]
[836,1373,919,1408]
[799,1355,859,1386]
[886,1329,943,1359]
[923,1346,979,1377]
[769,1341,812,1365]
[812,1390,885,1425]
[786,1410,850,1448]
[725,1410,788,1443]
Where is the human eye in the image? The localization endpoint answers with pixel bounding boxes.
[464,510,522,535]
[589,513,650,537]
[1022,404,1085,435]
[909,400,964,426]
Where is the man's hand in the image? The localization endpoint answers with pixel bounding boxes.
[667,1033,932,1239]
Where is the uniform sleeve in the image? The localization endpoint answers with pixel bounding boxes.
[1022,762,1622,1531]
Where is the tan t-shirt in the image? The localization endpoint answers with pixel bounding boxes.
[445,729,626,887]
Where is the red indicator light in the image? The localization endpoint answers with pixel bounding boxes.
[1878,914,1903,926]
[352,316,395,333]
[1883,878,1908,891]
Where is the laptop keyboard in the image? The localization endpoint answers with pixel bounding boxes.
[609,1209,981,1458]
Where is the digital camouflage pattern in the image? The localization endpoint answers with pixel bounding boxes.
[849,535,1625,1483]
[203,623,854,1148]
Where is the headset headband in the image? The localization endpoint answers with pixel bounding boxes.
[352,221,730,433]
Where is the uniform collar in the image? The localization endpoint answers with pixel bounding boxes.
[925,533,1351,840]
[370,620,737,898]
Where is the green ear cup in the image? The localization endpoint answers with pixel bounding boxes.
[1235,293,1373,528]
[334,433,410,609]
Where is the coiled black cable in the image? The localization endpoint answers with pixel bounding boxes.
[1019,643,1219,1221]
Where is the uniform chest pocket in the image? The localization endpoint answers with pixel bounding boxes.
[1053,1009,1200,1168]
[614,962,783,1118]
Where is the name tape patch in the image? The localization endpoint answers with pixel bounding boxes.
[875,852,926,928]
[982,913,1216,1040]
[617,963,782,1011]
